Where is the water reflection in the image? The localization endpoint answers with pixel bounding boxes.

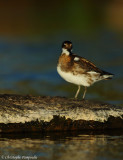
[0,131,123,160]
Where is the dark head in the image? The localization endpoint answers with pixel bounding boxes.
[62,41,73,52]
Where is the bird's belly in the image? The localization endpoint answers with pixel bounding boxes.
[57,66,91,87]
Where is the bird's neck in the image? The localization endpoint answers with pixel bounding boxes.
[62,48,72,55]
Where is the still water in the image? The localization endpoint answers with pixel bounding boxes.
[0,132,123,160]
[0,33,123,105]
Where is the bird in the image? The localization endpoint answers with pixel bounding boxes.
[57,41,114,99]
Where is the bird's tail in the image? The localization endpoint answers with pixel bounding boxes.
[101,71,114,80]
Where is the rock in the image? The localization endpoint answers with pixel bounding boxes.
[0,94,123,133]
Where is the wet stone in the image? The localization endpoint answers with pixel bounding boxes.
[0,94,123,133]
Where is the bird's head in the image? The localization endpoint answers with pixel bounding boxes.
[62,41,73,52]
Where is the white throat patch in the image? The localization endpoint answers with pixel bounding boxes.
[62,48,70,55]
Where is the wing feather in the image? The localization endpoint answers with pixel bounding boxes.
[72,54,101,73]
[71,54,114,77]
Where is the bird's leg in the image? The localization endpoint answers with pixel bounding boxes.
[75,85,81,99]
[82,86,87,99]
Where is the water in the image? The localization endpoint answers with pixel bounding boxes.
[0,33,123,160]
[0,132,123,160]
[0,33,123,106]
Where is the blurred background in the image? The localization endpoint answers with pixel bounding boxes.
[0,0,123,105]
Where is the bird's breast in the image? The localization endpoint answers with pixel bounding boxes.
[58,54,72,72]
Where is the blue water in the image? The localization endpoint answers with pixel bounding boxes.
[0,33,123,105]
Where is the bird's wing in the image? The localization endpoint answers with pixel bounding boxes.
[70,54,114,79]
[72,54,102,73]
